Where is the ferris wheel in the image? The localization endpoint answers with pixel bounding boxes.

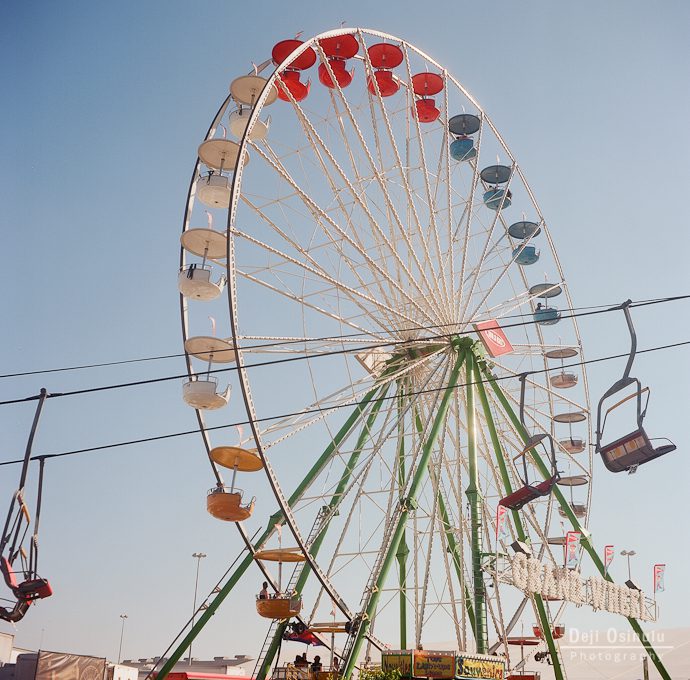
[174,27,602,680]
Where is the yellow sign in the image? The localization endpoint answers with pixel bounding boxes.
[412,651,456,679]
[456,656,505,680]
[382,652,413,676]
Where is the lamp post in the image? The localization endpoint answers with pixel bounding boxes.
[117,614,128,664]
[621,550,637,580]
[189,552,207,666]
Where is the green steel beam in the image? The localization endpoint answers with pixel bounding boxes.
[474,357,564,679]
[479,358,671,680]
[464,353,488,653]
[343,344,467,679]
[396,382,408,650]
[156,382,386,680]
[294,382,390,594]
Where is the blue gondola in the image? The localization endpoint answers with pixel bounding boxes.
[483,187,512,210]
[450,136,476,161]
[512,244,539,265]
[508,221,541,240]
[533,303,560,325]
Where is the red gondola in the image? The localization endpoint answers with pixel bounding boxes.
[411,72,444,96]
[367,43,403,69]
[414,98,440,123]
[367,70,399,97]
[318,34,360,59]
[277,70,311,102]
[272,39,317,70]
[318,58,354,89]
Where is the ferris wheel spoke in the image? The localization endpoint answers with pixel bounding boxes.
[233,225,424,334]
[269,94,430,323]
[352,32,451,315]
[247,143,439,329]
[400,47,453,319]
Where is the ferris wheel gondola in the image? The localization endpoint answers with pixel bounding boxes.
[161,27,687,680]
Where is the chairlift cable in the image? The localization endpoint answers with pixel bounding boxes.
[0,293,687,381]
[0,337,687,469]
[0,295,688,408]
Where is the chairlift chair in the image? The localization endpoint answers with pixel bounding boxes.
[1,400,53,623]
[500,375,561,510]
[595,301,676,473]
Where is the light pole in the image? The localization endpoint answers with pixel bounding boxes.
[189,552,207,666]
[621,550,637,580]
[117,614,128,664]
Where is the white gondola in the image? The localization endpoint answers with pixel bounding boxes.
[229,109,270,141]
[178,265,226,301]
[559,438,586,454]
[184,336,237,363]
[183,376,230,410]
[196,172,230,208]
[550,372,578,389]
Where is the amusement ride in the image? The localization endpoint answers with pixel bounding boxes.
[1,26,678,680]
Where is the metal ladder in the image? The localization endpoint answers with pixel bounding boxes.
[251,506,332,680]
[339,493,407,668]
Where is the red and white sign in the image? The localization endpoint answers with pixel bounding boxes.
[565,531,580,568]
[496,505,509,540]
[654,564,666,593]
[474,320,513,358]
[604,545,614,573]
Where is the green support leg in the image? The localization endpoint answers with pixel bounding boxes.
[480,359,672,680]
[464,353,488,654]
[156,383,387,680]
[343,344,467,680]
[396,382,408,650]
[474,358,564,679]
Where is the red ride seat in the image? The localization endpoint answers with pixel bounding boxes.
[16,578,53,600]
[1,557,19,590]
[500,475,559,511]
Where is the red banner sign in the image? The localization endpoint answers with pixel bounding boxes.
[654,564,666,593]
[604,545,614,573]
[474,320,513,358]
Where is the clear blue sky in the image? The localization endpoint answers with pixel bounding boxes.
[1,0,689,669]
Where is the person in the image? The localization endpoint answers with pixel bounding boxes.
[295,654,308,668]
[311,655,322,673]
[332,657,340,672]
[258,582,269,600]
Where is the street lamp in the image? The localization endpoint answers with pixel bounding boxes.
[117,614,128,664]
[189,552,207,666]
[621,550,640,590]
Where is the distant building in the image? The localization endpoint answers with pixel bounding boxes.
[122,655,253,680]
